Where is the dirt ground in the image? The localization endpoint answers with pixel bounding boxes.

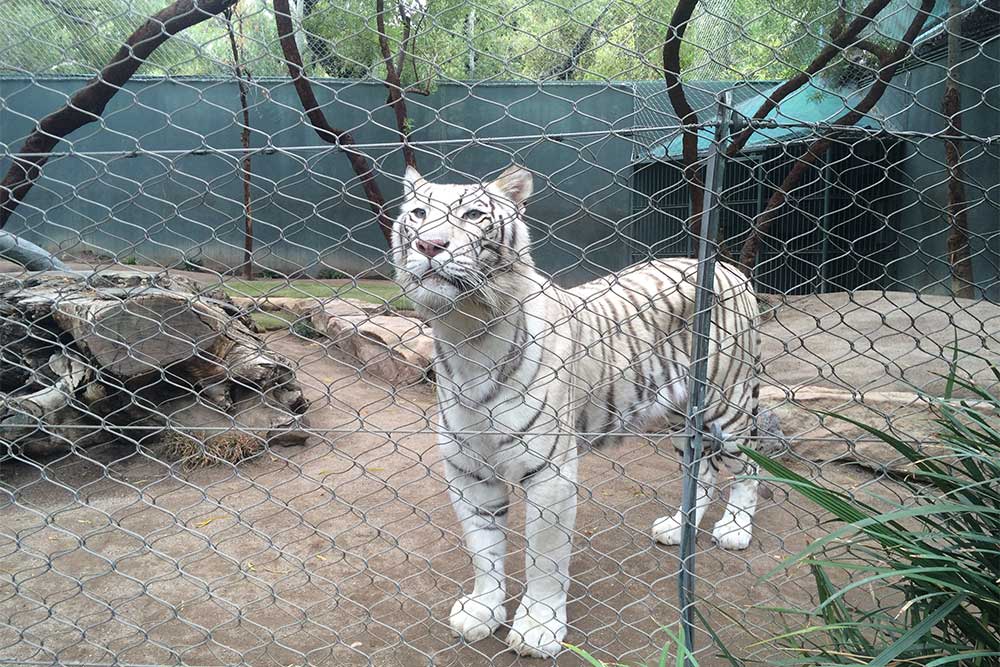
[1,288,997,667]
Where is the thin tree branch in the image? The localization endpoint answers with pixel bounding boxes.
[0,0,239,229]
[542,1,612,80]
[465,6,476,78]
[726,0,896,159]
[376,0,417,167]
[224,4,255,279]
[39,0,93,26]
[943,0,973,297]
[404,11,431,95]
[830,1,847,40]
[395,0,422,77]
[404,83,432,96]
[738,0,936,272]
[273,0,393,243]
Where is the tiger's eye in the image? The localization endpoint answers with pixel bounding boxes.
[462,209,485,221]
[411,208,426,219]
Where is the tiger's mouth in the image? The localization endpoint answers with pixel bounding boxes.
[418,267,463,289]
[417,266,478,293]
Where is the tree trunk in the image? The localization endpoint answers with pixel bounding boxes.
[0,0,239,229]
[272,0,395,244]
[662,0,704,239]
[0,230,69,271]
[466,7,476,78]
[943,0,974,298]
[290,0,309,65]
[376,0,417,168]
[225,5,255,279]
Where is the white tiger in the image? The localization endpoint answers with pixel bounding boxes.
[392,165,765,658]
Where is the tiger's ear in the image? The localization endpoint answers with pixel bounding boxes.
[402,166,426,196]
[490,165,533,205]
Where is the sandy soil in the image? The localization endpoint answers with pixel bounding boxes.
[2,288,995,667]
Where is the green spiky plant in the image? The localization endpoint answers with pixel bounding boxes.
[566,626,701,667]
[742,350,1000,666]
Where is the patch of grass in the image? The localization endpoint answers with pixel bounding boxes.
[566,625,703,667]
[341,283,413,310]
[291,319,323,339]
[221,279,412,310]
[158,430,265,467]
[251,312,294,332]
[223,279,338,299]
[250,310,329,339]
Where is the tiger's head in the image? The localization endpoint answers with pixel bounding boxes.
[392,165,535,316]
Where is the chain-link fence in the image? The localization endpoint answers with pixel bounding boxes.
[1,0,998,664]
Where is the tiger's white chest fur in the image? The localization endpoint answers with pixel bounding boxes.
[430,281,580,481]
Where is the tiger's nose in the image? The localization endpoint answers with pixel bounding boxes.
[414,238,450,258]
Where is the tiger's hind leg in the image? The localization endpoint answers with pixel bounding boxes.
[711,451,758,550]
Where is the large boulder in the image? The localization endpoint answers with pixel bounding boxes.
[312,311,434,385]
[761,385,949,472]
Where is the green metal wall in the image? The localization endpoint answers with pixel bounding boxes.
[2,63,997,295]
[0,78,637,285]
[875,38,1000,300]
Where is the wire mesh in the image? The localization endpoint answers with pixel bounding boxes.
[0,0,999,665]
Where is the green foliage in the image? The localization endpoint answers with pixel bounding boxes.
[250,311,293,331]
[742,351,1000,666]
[256,268,282,279]
[301,0,381,76]
[2,0,285,76]
[282,0,895,82]
[3,0,896,81]
[223,278,334,298]
[566,625,700,667]
[316,267,350,280]
[291,318,323,339]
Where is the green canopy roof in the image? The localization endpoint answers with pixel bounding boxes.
[656,81,882,160]
[629,80,775,162]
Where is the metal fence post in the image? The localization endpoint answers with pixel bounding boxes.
[678,90,735,662]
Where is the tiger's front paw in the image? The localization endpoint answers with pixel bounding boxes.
[507,598,567,658]
[450,593,506,643]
